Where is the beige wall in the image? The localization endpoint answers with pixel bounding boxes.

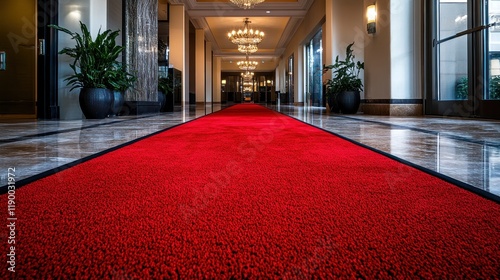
[327,0,365,98]
[278,0,423,108]
[363,0,391,100]
[213,57,222,103]
[169,4,185,102]
[196,29,205,103]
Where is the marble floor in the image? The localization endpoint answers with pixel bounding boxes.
[266,104,500,198]
[1,103,499,199]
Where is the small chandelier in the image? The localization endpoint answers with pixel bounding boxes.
[238,44,258,54]
[228,18,265,46]
[230,0,265,9]
[241,71,255,80]
[237,60,258,71]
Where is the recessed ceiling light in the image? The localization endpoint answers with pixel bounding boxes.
[266,11,271,14]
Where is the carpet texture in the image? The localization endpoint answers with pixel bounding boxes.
[1,104,499,278]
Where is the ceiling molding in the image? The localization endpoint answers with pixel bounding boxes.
[275,16,303,51]
[169,0,316,71]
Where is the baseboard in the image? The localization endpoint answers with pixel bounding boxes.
[123,101,161,115]
[361,99,423,116]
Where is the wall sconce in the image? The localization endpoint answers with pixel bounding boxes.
[366,4,377,34]
[221,79,227,85]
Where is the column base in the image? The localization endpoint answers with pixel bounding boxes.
[123,101,161,115]
[361,99,423,116]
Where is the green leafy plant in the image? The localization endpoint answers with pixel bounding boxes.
[158,75,173,94]
[455,77,468,100]
[455,76,500,100]
[49,21,124,91]
[323,42,364,98]
[489,76,500,99]
[106,62,137,92]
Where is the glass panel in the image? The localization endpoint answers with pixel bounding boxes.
[439,0,468,39]
[488,0,500,100]
[438,36,469,100]
[304,29,322,106]
[283,54,293,104]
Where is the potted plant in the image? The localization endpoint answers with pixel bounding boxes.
[106,62,136,116]
[324,42,364,114]
[158,75,174,112]
[50,22,125,119]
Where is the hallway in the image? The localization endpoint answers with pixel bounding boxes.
[1,104,499,198]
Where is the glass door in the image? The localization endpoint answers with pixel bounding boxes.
[304,29,323,107]
[484,0,500,117]
[0,0,37,117]
[428,0,500,119]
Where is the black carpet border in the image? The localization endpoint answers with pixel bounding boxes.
[0,105,235,195]
[267,106,500,205]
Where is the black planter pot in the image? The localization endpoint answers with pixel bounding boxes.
[79,88,114,119]
[109,91,125,117]
[327,94,340,113]
[338,90,360,114]
[164,91,174,112]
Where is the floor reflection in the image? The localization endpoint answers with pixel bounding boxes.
[268,105,500,197]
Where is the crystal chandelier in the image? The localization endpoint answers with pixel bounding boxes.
[241,71,255,80]
[228,18,265,46]
[229,0,265,9]
[238,44,258,54]
[237,60,258,71]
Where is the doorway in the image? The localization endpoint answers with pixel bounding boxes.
[427,0,500,119]
[0,0,37,117]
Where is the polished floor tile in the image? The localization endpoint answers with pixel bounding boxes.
[1,103,499,199]
[267,105,500,197]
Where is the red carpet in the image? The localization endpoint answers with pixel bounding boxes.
[1,104,500,278]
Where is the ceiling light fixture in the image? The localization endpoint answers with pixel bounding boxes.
[241,71,255,80]
[229,0,265,9]
[237,60,259,71]
[228,18,265,46]
[238,44,259,54]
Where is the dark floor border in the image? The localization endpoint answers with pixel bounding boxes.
[268,106,500,205]
[0,105,234,195]
[337,115,500,149]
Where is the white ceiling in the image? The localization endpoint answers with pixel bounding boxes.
[168,0,315,71]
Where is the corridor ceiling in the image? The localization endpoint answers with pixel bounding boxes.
[168,0,316,71]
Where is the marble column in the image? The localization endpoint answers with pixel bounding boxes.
[124,0,159,114]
